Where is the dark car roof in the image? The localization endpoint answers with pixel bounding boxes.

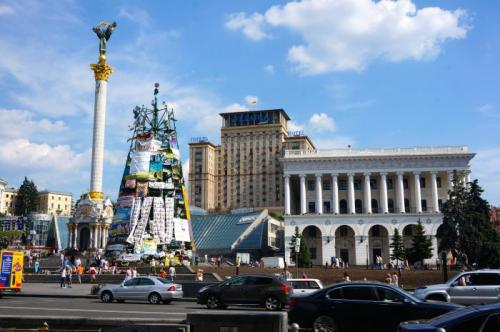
[429,302,500,327]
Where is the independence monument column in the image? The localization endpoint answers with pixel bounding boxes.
[89,21,116,200]
[68,22,116,252]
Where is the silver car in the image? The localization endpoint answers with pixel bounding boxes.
[414,269,500,305]
[98,276,183,304]
[287,278,323,296]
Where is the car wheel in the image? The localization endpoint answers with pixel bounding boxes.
[206,295,223,309]
[313,315,338,332]
[264,296,281,311]
[100,291,113,303]
[162,299,172,304]
[148,292,162,304]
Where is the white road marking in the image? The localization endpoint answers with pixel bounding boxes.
[0,306,186,316]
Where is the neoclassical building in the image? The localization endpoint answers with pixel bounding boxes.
[282,146,474,266]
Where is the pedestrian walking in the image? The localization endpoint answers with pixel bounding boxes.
[168,265,176,282]
[89,266,97,283]
[66,265,73,288]
[391,271,399,287]
[76,265,84,284]
[132,267,138,278]
[34,259,40,274]
[159,268,167,279]
[60,267,67,288]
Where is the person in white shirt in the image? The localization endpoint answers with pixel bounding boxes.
[168,266,176,281]
[60,267,67,288]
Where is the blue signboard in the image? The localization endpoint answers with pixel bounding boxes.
[0,252,13,287]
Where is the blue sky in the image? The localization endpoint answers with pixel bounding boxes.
[0,0,499,205]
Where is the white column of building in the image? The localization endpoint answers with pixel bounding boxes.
[380,173,388,213]
[465,170,471,184]
[396,172,405,213]
[73,227,78,249]
[89,225,94,249]
[101,226,107,248]
[315,174,323,214]
[347,173,355,214]
[431,171,440,213]
[363,173,372,214]
[284,175,291,215]
[447,171,454,193]
[300,174,307,214]
[413,172,422,213]
[332,173,339,214]
[94,226,99,249]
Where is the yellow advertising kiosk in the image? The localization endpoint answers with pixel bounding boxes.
[0,250,24,293]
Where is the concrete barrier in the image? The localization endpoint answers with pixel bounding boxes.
[187,311,288,332]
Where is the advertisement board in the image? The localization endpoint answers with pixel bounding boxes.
[0,250,24,290]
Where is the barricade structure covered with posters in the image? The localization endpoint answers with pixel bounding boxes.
[106,84,193,257]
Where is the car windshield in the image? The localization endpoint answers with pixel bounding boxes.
[398,287,422,303]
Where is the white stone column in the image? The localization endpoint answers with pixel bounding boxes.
[431,171,440,213]
[363,173,372,214]
[94,225,99,249]
[380,173,388,213]
[315,174,323,214]
[332,173,339,214]
[447,171,454,193]
[73,227,78,249]
[89,225,94,249]
[300,174,306,214]
[347,173,355,214]
[101,226,107,249]
[284,175,291,215]
[413,172,422,213]
[396,172,405,213]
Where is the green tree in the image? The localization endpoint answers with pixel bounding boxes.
[14,177,39,216]
[390,228,406,264]
[289,226,311,268]
[440,174,500,268]
[407,220,433,265]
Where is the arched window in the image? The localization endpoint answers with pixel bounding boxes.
[339,199,348,214]
[388,199,394,213]
[371,199,379,213]
[355,199,362,214]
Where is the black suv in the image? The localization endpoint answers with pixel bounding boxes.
[197,274,292,310]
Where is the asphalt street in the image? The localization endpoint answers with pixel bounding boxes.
[0,295,267,322]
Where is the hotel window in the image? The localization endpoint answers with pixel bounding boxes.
[370,179,377,190]
[323,180,331,190]
[308,202,316,213]
[386,179,393,190]
[421,200,427,212]
[339,180,347,190]
[323,201,331,213]
[307,180,315,191]
[354,180,361,190]
[437,177,442,188]
[420,178,426,188]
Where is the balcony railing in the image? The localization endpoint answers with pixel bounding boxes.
[284,146,468,158]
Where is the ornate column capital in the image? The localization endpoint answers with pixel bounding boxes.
[396,171,405,176]
[284,174,291,179]
[363,172,371,177]
[315,173,322,178]
[331,172,339,177]
[430,171,438,176]
[299,174,306,179]
[347,172,355,177]
[379,172,388,177]
[413,171,421,176]
[90,62,113,81]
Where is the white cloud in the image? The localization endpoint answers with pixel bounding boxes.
[477,104,500,119]
[0,109,67,140]
[226,12,270,41]
[287,120,304,132]
[227,0,468,74]
[308,113,335,132]
[471,148,500,205]
[245,95,259,105]
[0,4,15,15]
[264,64,275,75]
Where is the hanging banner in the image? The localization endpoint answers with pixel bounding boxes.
[130,151,151,174]
[164,198,174,243]
[174,218,191,242]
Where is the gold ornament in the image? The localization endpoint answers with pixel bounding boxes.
[89,191,104,200]
[90,62,113,81]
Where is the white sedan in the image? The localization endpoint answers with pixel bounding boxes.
[98,276,183,304]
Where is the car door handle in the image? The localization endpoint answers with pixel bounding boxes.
[472,288,477,291]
